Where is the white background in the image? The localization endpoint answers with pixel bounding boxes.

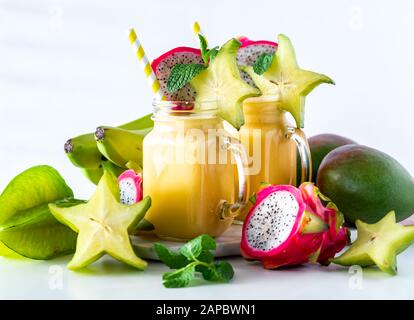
[1,0,414,300]
[1,0,414,198]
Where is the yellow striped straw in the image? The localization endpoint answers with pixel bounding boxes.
[128,28,165,100]
[192,21,207,45]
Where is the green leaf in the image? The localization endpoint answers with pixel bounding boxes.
[162,263,196,288]
[205,46,219,63]
[0,198,84,260]
[180,236,203,260]
[249,193,257,204]
[167,64,206,93]
[154,243,189,269]
[200,261,234,282]
[198,34,208,64]
[253,53,274,75]
[180,234,215,260]
[0,165,73,225]
[198,250,214,264]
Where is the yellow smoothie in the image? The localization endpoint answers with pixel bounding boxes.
[238,96,300,220]
[143,112,238,240]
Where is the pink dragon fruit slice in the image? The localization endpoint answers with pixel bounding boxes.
[298,183,349,265]
[151,47,203,101]
[241,185,328,269]
[237,37,278,86]
[241,183,348,269]
[118,169,143,205]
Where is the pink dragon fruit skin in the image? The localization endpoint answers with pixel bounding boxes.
[151,47,203,102]
[241,183,349,269]
[118,169,143,205]
[299,183,349,265]
[238,37,278,49]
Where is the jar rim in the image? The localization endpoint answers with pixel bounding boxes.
[152,99,219,118]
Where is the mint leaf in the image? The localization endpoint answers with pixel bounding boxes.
[198,34,208,63]
[200,261,234,282]
[253,53,274,75]
[205,46,219,63]
[195,250,214,273]
[167,64,205,93]
[180,234,216,260]
[154,243,189,269]
[180,236,203,260]
[157,234,234,288]
[198,250,214,264]
[162,263,196,288]
[214,261,234,282]
[199,234,216,251]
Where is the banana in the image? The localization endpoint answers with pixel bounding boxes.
[64,114,153,169]
[95,127,151,168]
[65,133,103,169]
[81,159,125,185]
[81,167,103,185]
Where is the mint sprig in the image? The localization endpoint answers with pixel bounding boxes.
[253,52,274,75]
[198,34,219,64]
[166,64,206,93]
[154,234,234,288]
[166,34,218,93]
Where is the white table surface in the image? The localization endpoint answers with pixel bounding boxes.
[1,229,414,300]
[2,0,414,300]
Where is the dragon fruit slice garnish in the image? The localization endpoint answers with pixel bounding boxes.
[118,169,143,205]
[237,37,278,86]
[151,47,203,102]
[241,183,348,269]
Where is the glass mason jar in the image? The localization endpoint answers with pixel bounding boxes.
[238,95,311,220]
[143,101,249,241]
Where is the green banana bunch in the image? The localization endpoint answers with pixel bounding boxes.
[64,114,153,169]
[95,127,152,168]
[64,114,153,184]
[81,160,125,185]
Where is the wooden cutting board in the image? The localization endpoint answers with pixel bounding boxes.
[132,224,242,260]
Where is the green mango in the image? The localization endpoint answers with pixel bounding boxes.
[317,145,414,224]
[309,134,356,182]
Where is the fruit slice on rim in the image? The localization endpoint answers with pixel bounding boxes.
[151,47,203,101]
[331,211,414,275]
[49,171,150,271]
[190,38,260,129]
[237,37,277,86]
[260,34,334,128]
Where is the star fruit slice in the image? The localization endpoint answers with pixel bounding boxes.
[49,171,150,271]
[331,211,414,275]
[190,38,259,129]
[243,34,334,128]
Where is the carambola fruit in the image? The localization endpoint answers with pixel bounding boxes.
[332,211,414,275]
[49,171,151,270]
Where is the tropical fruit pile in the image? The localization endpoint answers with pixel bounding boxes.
[0,22,414,288]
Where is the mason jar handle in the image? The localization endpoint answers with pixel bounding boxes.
[285,127,312,184]
[217,136,250,220]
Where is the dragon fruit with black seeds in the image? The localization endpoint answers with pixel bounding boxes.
[151,47,203,101]
[237,37,278,86]
[118,169,143,205]
[241,183,348,269]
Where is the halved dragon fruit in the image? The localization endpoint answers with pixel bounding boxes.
[241,183,348,269]
[118,169,143,205]
[237,37,278,86]
[151,47,203,101]
[237,37,278,66]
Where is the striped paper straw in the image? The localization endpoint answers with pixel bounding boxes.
[128,28,165,100]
